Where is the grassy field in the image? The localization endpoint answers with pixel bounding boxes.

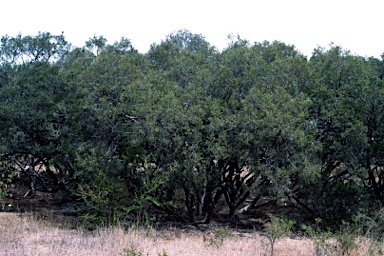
[0,212,381,256]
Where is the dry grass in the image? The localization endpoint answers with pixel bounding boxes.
[0,212,380,256]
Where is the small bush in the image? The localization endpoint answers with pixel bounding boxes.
[303,218,359,256]
[208,227,232,247]
[354,208,384,240]
[121,246,167,256]
[303,219,335,256]
[76,171,127,229]
[264,215,295,256]
[367,241,384,256]
[334,222,357,256]
[0,172,13,198]
[122,246,148,256]
[127,177,165,229]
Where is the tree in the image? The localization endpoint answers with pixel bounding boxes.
[291,45,383,226]
[0,32,69,64]
[252,40,302,63]
[3,31,384,231]
[0,33,73,197]
[0,61,71,196]
[85,35,107,56]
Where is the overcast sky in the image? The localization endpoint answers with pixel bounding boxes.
[1,0,383,58]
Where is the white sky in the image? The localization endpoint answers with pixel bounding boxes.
[1,0,383,58]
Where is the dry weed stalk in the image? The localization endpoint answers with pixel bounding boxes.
[0,212,379,256]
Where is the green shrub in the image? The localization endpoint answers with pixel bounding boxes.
[264,215,295,256]
[0,170,13,199]
[334,222,357,256]
[303,218,358,256]
[121,246,167,256]
[208,227,232,247]
[367,241,384,256]
[126,177,165,229]
[354,208,384,240]
[302,220,334,256]
[75,171,127,229]
[122,246,148,256]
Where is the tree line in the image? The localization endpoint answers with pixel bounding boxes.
[1,31,384,231]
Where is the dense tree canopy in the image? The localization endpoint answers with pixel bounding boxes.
[1,31,384,230]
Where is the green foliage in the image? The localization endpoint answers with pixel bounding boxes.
[208,227,232,247]
[121,246,167,256]
[0,173,12,198]
[263,216,295,256]
[334,222,358,256]
[0,34,73,195]
[0,181,7,198]
[0,31,69,64]
[127,176,166,229]
[354,208,384,240]
[367,242,384,256]
[121,246,149,256]
[303,219,358,256]
[75,170,126,228]
[302,219,335,256]
[2,31,384,235]
[0,161,12,198]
